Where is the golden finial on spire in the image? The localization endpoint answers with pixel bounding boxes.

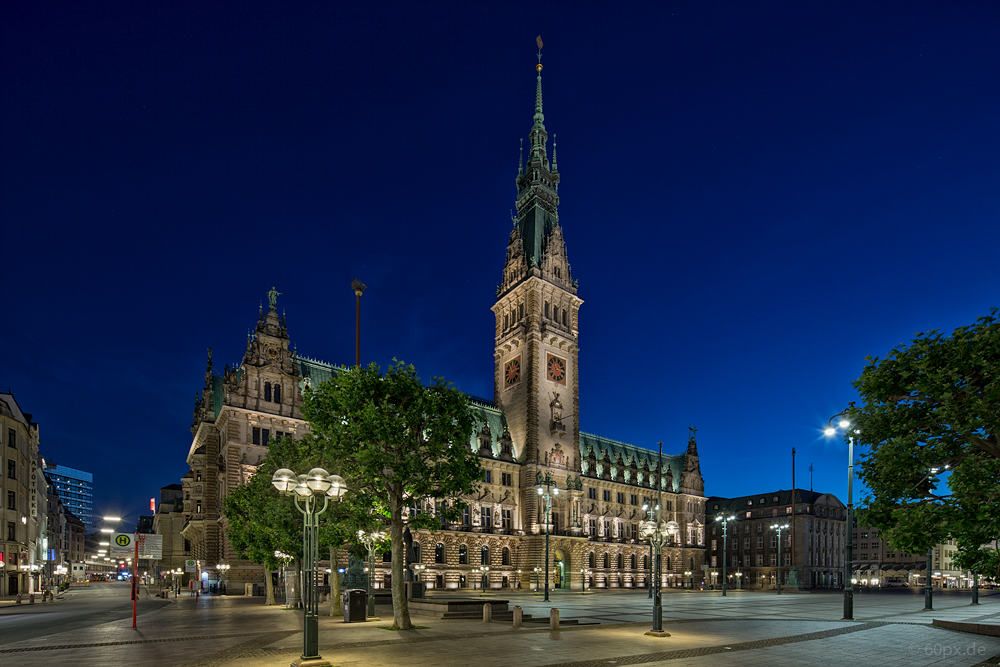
[536,35,543,71]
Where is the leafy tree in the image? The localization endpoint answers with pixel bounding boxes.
[223,434,379,608]
[303,360,481,630]
[848,310,1000,579]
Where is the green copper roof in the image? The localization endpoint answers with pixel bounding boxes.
[579,432,686,493]
[467,398,509,456]
[297,356,337,387]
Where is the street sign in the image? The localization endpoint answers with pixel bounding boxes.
[110,533,134,556]
[184,559,196,573]
[137,534,163,559]
[110,533,164,558]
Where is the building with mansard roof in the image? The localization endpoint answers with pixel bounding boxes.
[177,58,707,593]
[706,490,846,590]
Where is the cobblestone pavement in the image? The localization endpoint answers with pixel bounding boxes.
[1,586,997,667]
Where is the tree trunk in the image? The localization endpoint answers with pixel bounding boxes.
[330,547,342,616]
[265,569,276,605]
[389,487,413,629]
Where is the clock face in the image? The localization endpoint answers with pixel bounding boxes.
[266,346,279,360]
[504,356,521,386]
[547,354,567,385]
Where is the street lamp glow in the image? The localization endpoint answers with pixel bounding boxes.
[100,528,114,533]
[838,419,850,429]
[104,516,121,522]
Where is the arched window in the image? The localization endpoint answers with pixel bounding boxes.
[555,266,561,278]
[616,553,623,569]
[544,302,550,318]
[502,547,511,566]
[589,552,596,569]
[666,556,671,571]
[264,382,272,402]
[435,543,445,564]
[458,545,468,565]
[630,554,637,570]
[504,314,508,329]
[481,545,490,565]
[562,310,567,326]
[642,555,648,570]
[383,550,392,563]
[602,553,609,569]
[412,542,421,563]
[273,384,281,404]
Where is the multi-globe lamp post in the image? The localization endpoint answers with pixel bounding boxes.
[358,530,385,618]
[771,523,790,594]
[640,505,679,636]
[536,473,559,602]
[216,563,230,595]
[715,514,735,595]
[272,467,348,667]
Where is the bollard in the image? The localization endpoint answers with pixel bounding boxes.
[15,594,22,604]
[483,602,492,623]
[549,607,559,630]
[29,593,35,604]
[512,605,523,628]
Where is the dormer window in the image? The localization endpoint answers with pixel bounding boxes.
[273,384,281,404]
[264,382,272,402]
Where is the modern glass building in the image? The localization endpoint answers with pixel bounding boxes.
[42,463,93,532]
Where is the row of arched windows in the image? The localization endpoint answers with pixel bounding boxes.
[431,543,512,566]
[543,300,569,327]
[501,302,526,332]
[587,552,667,572]
[263,381,281,404]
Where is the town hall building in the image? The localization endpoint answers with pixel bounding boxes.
[176,57,708,593]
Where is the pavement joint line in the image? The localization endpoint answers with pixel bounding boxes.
[0,631,267,653]
[193,621,902,667]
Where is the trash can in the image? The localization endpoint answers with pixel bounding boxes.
[342,589,368,622]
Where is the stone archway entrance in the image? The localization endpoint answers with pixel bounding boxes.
[554,548,571,589]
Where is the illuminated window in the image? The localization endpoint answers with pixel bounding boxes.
[459,545,468,564]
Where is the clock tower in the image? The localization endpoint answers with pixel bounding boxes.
[492,58,583,493]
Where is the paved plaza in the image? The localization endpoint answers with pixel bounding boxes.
[1,584,998,667]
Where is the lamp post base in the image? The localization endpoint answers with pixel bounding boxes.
[645,630,671,637]
[291,657,332,667]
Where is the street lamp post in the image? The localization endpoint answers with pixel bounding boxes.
[358,530,386,618]
[735,571,743,590]
[216,563,230,595]
[771,523,789,594]
[825,416,858,620]
[480,566,490,594]
[643,502,656,599]
[533,567,541,593]
[272,467,348,667]
[581,568,590,595]
[716,515,734,596]
[639,442,679,637]
[536,473,560,602]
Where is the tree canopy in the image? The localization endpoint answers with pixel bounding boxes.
[848,310,1000,579]
[303,360,481,629]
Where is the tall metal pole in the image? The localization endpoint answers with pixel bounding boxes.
[844,436,854,619]
[647,505,653,599]
[352,279,366,367]
[972,573,979,605]
[924,548,933,610]
[653,442,663,632]
[776,525,783,595]
[721,519,728,596]
[544,483,551,602]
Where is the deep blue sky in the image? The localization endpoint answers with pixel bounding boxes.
[3,2,999,527]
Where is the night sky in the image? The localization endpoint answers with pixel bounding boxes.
[3,2,999,527]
